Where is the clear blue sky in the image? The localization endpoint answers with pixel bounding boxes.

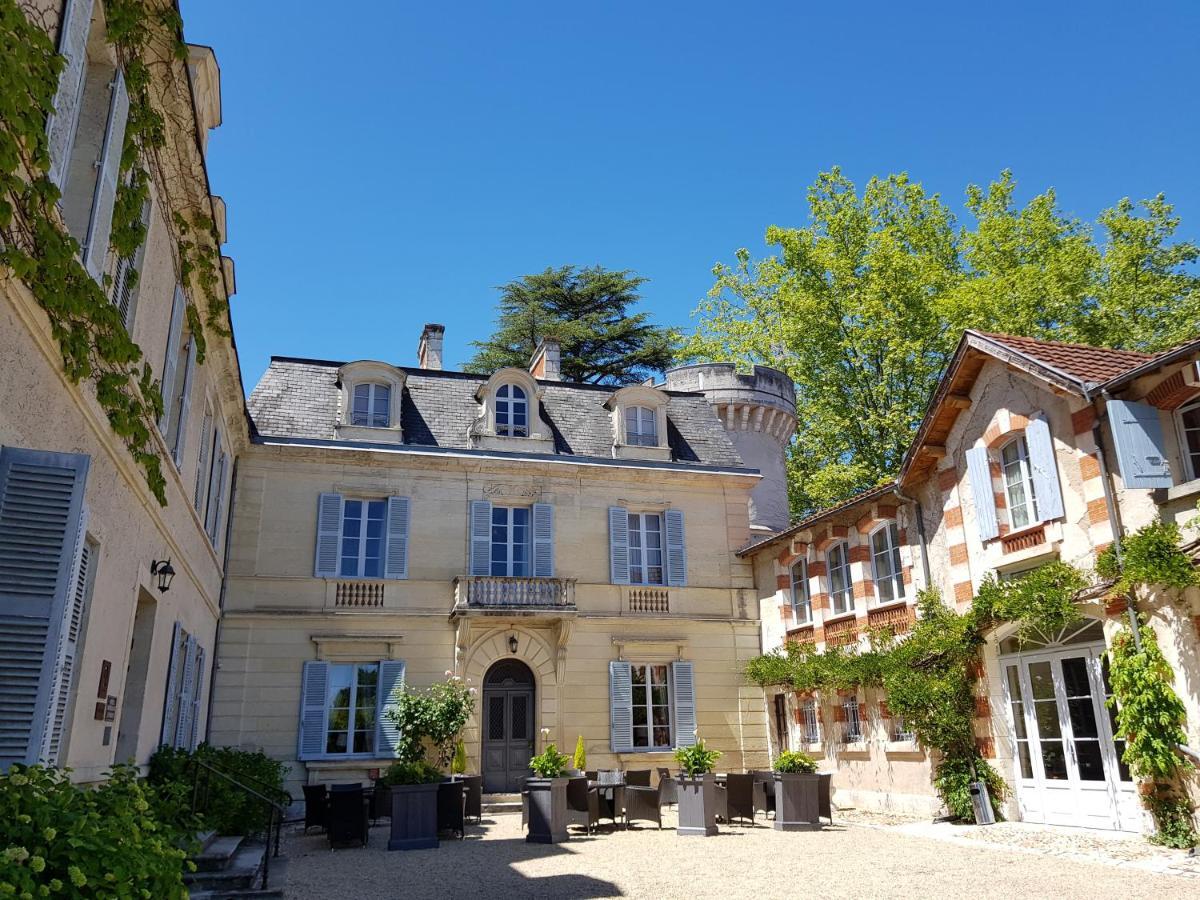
[180,1,1200,392]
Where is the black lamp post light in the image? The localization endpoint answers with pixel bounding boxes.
[150,558,176,593]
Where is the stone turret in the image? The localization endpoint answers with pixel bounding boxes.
[665,363,797,533]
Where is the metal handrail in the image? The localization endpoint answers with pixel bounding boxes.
[190,758,288,890]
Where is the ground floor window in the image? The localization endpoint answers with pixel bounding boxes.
[773,693,789,751]
[631,663,671,749]
[841,695,862,742]
[326,663,378,755]
[799,697,820,744]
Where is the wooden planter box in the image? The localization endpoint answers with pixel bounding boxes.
[388,782,439,850]
[525,777,569,844]
[676,774,718,836]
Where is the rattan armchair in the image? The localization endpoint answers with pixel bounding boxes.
[624,778,668,829]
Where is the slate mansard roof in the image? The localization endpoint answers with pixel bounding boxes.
[247,358,747,470]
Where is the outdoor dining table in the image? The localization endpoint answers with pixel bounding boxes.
[588,779,627,827]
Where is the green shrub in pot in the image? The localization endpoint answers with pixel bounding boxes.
[673,739,722,777]
[773,750,818,774]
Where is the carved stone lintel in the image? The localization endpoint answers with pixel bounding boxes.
[483,482,542,498]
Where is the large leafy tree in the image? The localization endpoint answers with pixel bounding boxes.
[466,266,677,384]
[684,168,1200,515]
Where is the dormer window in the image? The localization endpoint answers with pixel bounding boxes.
[352,383,391,428]
[336,361,405,442]
[496,384,528,437]
[470,369,554,452]
[606,385,671,461]
[625,406,658,446]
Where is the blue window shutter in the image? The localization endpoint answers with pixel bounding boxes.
[384,496,410,580]
[44,512,90,764]
[665,509,687,586]
[46,0,95,191]
[159,622,183,748]
[159,286,185,433]
[1025,417,1064,521]
[174,634,198,749]
[1107,399,1174,489]
[671,661,697,748]
[609,661,633,752]
[82,69,129,281]
[188,644,206,751]
[469,500,491,576]
[376,660,406,757]
[532,502,554,578]
[298,660,330,761]
[965,446,999,541]
[0,447,89,770]
[313,493,343,578]
[171,336,197,468]
[608,507,630,585]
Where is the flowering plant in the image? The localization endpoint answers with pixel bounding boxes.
[386,673,477,768]
[674,737,721,777]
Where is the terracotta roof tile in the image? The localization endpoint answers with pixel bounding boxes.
[978,332,1153,384]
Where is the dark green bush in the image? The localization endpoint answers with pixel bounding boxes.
[379,760,442,786]
[147,744,290,836]
[0,764,189,899]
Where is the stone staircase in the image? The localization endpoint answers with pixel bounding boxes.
[185,831,288,899]
[482,792,523,815]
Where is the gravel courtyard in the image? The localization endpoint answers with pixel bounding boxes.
[282,809,1198,899]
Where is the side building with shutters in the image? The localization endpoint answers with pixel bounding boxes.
[208,330,792,796]
[744,329,1200,835]
[1,2,243,780]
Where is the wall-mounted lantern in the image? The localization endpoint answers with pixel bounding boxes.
[150,558,176,593]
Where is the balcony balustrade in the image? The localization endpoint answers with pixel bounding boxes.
[452,575,577,613]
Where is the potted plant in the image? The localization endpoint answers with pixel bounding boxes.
[772,750,823,831]
[572,735,587,774]
[383,760,443,850]
[674,737,722,836]
[525,735,571,844]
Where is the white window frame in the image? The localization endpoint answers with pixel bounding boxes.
[1175,397,1200,482]
[490,505,531,576]
[1000,436,1040,529]
[628,512,665,586]
[789,559,811,624]
[495,383,529,437]
[630,662,672,750]
[842,695,863,743]
[889,713,915,743]
[869,521,906,606]
[827,541,853,616]
[799,697,821,745]
[351,382,391,428]
[324,661,379,756]
[339,498,387,579]
[625,406,659,447]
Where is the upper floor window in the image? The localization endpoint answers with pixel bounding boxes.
[352,383,391,428]
[1001,436,1039,529]
[1177,398,1200,481]
[340,499,386,578]
[490,505,531,576]
[790,559,811,624]
[495,384,529,437]
[628,512,665,585]
[625,406,658,447]
[827,541,853,616]
[869,522,905,605]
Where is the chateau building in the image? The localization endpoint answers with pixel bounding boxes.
[747,330,1200,833]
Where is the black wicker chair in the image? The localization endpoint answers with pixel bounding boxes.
[723,773,757,826]
[302,783,328,833]
[327,785,369,847]
[565,776,600,834]
[595,770,624,826]
[655,768,678,807]
[370,781,392,824]
[625,778,667,829]
[625,769,651,787]
[752,770,775,819]
[461,775,483,825]
[437,780,466,840]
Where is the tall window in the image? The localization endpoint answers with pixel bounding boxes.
[773,693,790,751]
[351,383,390,427]
[1177,398,1200,481]
[870,522,905,605]
[325,663,377,755]
[1001,436,1039,529]
[827,541,853,616]
[340,499,386,578]
[790,559,811,624]
[628,512,665,585]
[799,698,821,744]
[491,505,530,576]
[625,406,658,446]
[495,384,528,437]
[842,695,863,742]
[631,663,671,749]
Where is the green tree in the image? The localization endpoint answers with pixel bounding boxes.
[466,265,677,384]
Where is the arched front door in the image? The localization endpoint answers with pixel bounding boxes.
[481,659,535,793]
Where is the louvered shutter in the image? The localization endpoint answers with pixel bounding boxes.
[188,645,206,750]
[82,69,129,281]
[469,500,492,576]
[0,447,89,770]
[1025,417,1065,521]
[159,286,185,432]
[608,507,630,585]
[111,198,151,329]
[314,493,343,577]
[46,0,95,191]
[1107,399,1174,489]
[384,496,410,579]
[159,622,183,747]
[532,502,554,578]
[965,446,999,541]
[173,634,198,749]
[608,660,633,752]
[43,508,89,765]
[298,660,330,760]
[665,508,687,586]
[194,407,212,512]
[171,337,197,467]
[375,660,406,757]
[206,446,227,546]
[671,661,697,748]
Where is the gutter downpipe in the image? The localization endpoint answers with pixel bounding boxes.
[893,486,932,592]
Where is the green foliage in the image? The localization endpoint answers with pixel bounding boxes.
[147,744,289,836]
[572,735,587,771]
[970,562,1085,638]
[528,744,571,778]
[0,764,189,899]
[932,756,1007,822]
[773,750,817,774]
[466,265,677,384]
[450,738,467,775]
[1145,794,1197,849]
[684,167,1200,515]
[385,675,477,768]
[379,760,442,786]
[1099,520,1199,596]
[674,738,722,777]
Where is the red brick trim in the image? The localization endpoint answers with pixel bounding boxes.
[973,696,991,718]
[954,581,974,604]
[949,543,969,566]
[945,507,963,528]
[1105,595,1129,617]
[975,736,996,758]
[848,545,870,564]
[938,468,960,492]
[1087,497,1109,525]
[1079,452,1101,481]
[1072,406,1097,435]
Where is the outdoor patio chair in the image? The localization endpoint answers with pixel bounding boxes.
[724,773,756,826]
[461,775,483,824]
[595,770,624,825]
[818,773,833,824]
[625,769,651,787]
[565,776,600,834]
[302,783,327,833]
[751,770,775,819]
[584,770,598,781]
[326,785,369,848]
[624,778,667,829]
[655,768,678,807]
[370,780,392,824]
[437,779,466,840]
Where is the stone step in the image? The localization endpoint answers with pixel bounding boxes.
[482,792,522,814]
[185,841,265,894]
[192,835,244,872]
[189,857,288,900]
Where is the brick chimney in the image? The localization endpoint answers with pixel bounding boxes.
[417,323,444,370]
[529,338,561,381]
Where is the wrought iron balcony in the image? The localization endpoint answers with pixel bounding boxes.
[452,575,577,614]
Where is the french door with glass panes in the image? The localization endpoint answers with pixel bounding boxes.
[1001,646,1138,831]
